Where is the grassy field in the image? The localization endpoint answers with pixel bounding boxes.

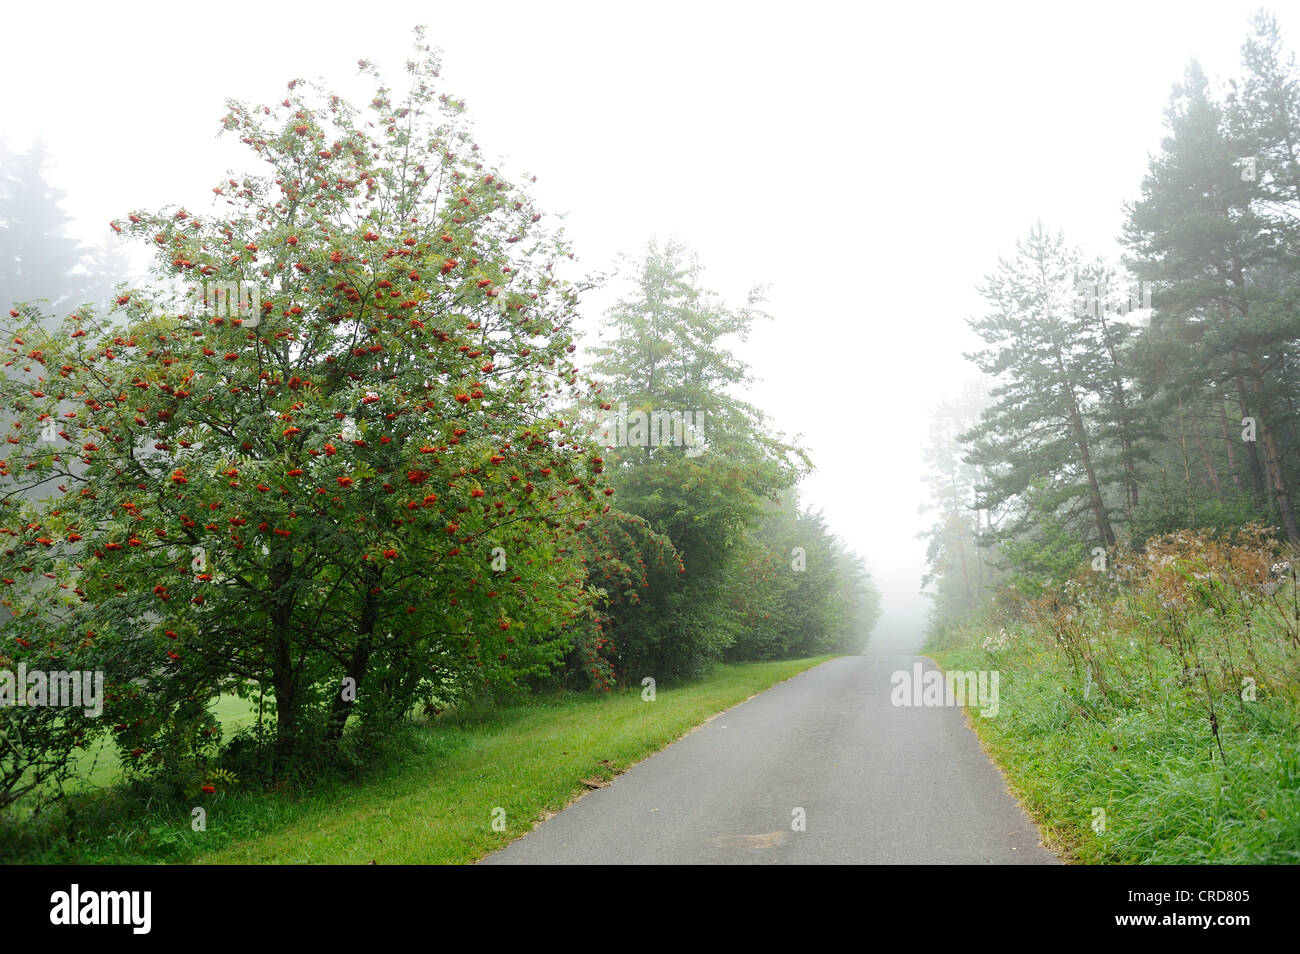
[2,655,833,864]
[66,694,261,792]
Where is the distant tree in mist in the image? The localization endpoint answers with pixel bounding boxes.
[919,383,1002,620]
[0,138,133,322]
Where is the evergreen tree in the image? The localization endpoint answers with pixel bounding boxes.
[919,384,1000,620]
[1124,57,1300,542]
[0,138,98,322]
[587,240,808,678]
[962,224,1120,558]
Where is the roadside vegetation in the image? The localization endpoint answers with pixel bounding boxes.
[921,13,1300,865]
[930,528,1299,864]
[2,657,831,864]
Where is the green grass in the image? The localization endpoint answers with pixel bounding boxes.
[929,638,1300,864]
[66,694,261,792]
[2,656,834,864]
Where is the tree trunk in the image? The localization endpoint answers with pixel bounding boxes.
[1096,310,1139,527]
[1237,381,1268,499]
[1178,395,1195,521]
[325,580,380,746]
[1192,415,1222,499]
[1052,347,1116,546]
[1219,397,1241,491]
[270,636,303,778]
[1071,405,1116,546]
[951,473,972,608]
[268,554,300,778]
[1259,417,1300,543]
[324,637,371,746]
[1247,358,1300,544]
[1045,337,1118,545]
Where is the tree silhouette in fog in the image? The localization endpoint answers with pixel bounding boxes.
[0,137,132,323]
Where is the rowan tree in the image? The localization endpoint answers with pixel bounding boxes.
[0,32,611,782]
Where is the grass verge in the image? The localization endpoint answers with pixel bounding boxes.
[929,639,1300,864]
[2,655,834,864]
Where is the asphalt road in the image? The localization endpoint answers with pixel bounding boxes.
[480,653,1060,864]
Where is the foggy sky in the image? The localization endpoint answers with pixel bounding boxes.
[3,0,1289,651]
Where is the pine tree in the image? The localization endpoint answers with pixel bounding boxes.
[0,138,97,322]
[962,224,1119,557]
[1124,57,1300,542]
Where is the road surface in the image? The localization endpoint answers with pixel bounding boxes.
[480,652,1059,864]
